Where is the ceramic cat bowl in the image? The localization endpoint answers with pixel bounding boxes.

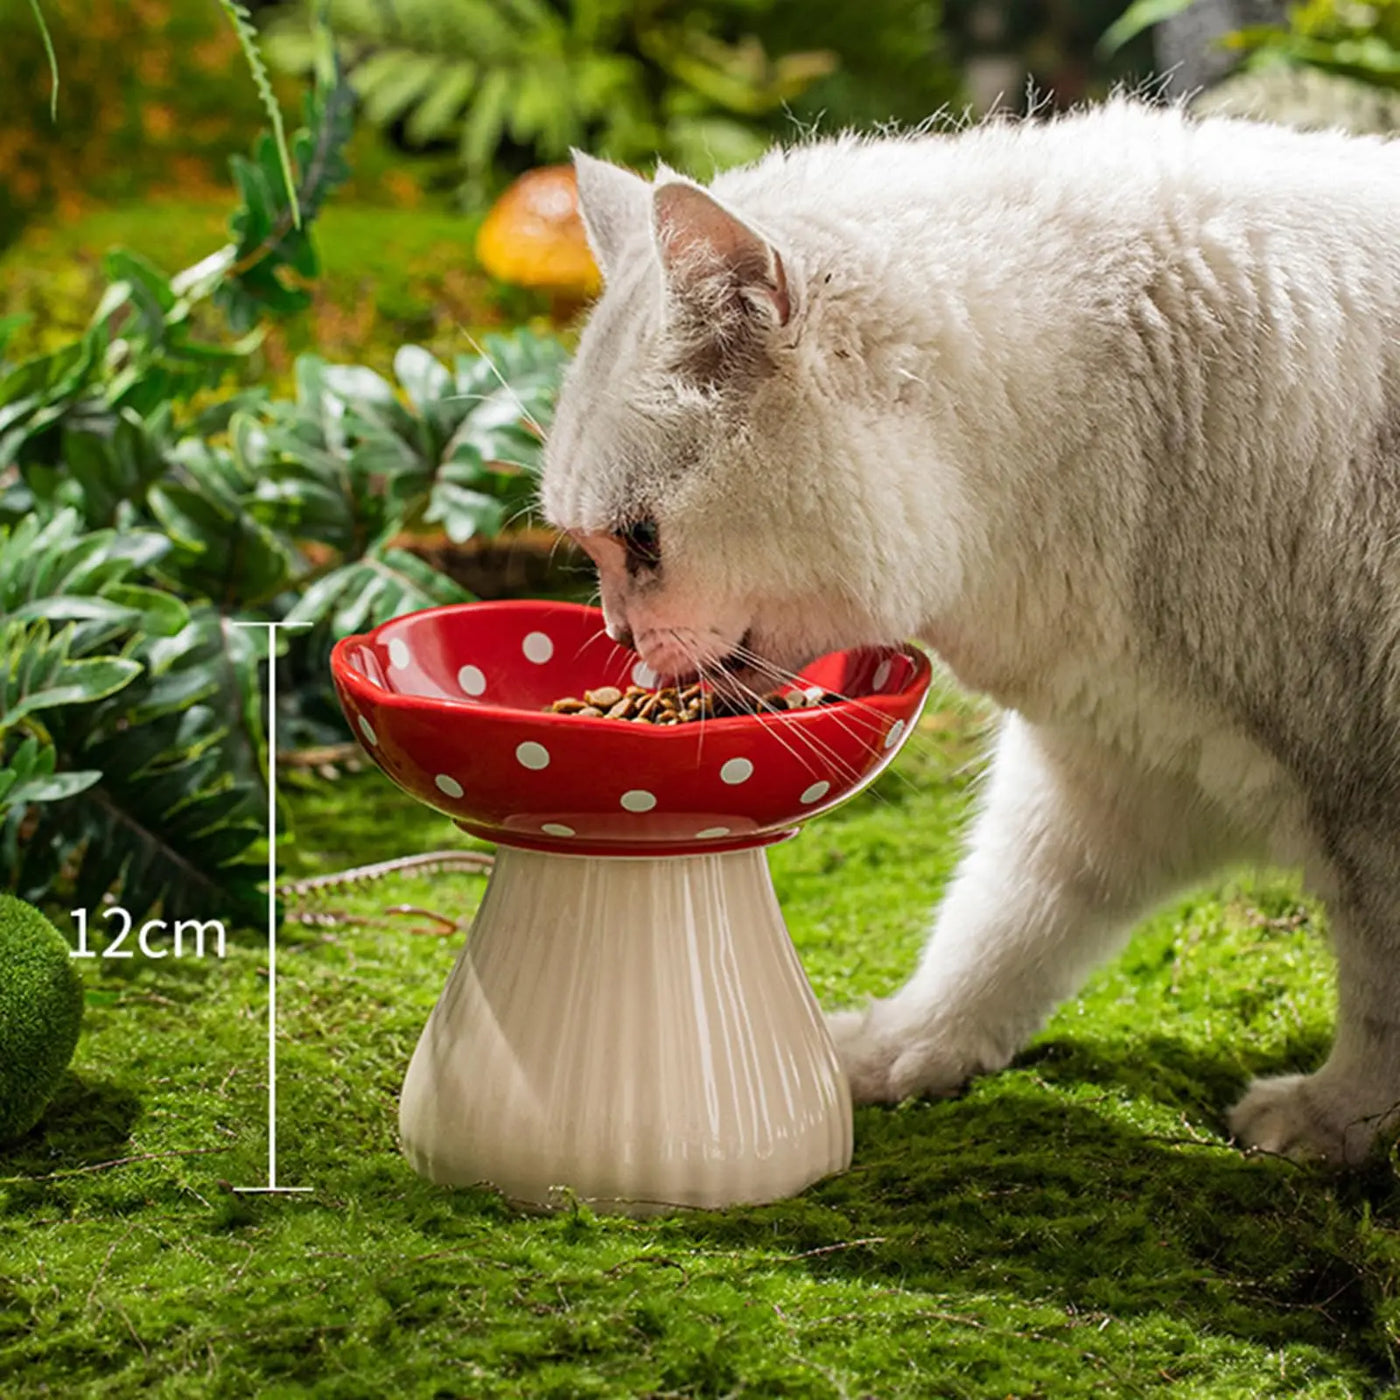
[332,600,931,1215]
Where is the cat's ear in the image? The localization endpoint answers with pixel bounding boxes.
[652,181,791,329]
[572,151,650,281]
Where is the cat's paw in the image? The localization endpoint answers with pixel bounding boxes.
[826,1002,1009,1105]
[1228,1074,1398,1166]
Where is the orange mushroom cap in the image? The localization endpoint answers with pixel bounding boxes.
[475,165,602,298]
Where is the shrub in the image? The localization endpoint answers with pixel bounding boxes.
[0,894,84,1143]
[1227,0,1400,89]
[1,54,571,924]
[1102,0,1400,95]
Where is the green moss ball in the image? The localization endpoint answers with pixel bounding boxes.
[0,894,85,1143]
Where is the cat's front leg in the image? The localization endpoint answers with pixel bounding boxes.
[1229,896,1400,1164]
[829,716,1213,1104]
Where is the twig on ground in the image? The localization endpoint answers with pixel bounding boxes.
[2,1145,229,1185]
[787,1236,888,1260]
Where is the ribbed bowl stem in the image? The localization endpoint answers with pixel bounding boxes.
[399,846,852,1215]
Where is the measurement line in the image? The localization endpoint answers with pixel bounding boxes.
[232,620,313,1196]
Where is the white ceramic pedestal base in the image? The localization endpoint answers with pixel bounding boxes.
[399,845,852,1215]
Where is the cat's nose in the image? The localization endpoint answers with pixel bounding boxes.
[606,621,635,649]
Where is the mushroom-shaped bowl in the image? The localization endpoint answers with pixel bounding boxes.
[331,600,932,857]
[330,600,932,1215]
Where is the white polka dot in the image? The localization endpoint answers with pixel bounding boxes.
[388,637,410,670]
[631,661,657,687]
[522,631,554,664]
[541,822,575,837]
[435,774,463,798]
[800,780,830,804]
[720,757,753,785]
[883,719,906,750]
[872,658,893,691]
[621,789,657,812]
[457,664,486,696]
[516,741,550,770]
[695,826,731,839]
[357,715,378,747]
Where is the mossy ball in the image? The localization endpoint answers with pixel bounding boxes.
[0,894,84,1143]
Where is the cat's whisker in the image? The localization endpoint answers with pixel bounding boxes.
[658,628,736,764]
[709,668,836,784]
[501,503,538,534]
[724,640,887,743]
[458,329,547,439]
[568,625,610,667]
[567,624,631,686]
[544,528,573,571]
[664,625,833,781]
[727,640,922,760]
[662,624,877,787]
[665,631,713,764]
[661,623,915,790]
[760,694,873,792]
[728,640,893,728]
[720,648,872,780]
[724,641,916,797]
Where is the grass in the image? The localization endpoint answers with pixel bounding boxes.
[3,682,1399,1397]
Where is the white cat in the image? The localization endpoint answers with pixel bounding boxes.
[539,99,1400,1166]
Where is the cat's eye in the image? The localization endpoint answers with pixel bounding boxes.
[619,518,661,571]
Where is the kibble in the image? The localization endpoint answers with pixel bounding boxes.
[546,684,842,723]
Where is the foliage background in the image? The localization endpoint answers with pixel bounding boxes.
[0,0,274,250]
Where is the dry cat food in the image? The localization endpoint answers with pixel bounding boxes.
[546,684,841,723]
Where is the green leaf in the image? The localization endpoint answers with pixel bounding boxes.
[0,342,86,409]
[0,729,101,811]
[320,364,398,407]
[5,768,102,805]
[33,657,144,712]
[355,50,447,127]
[101,585,190,638]
[285,547,470,636]
[404,60,478,144]
[425,480,507,543]
[219,0,301,228]
[394,345,452,411]
[0,512,173,637]
[1,624,144,728]
[101,249,177,315]
[18,603,269,923]
[460,67,514,174]
[148,481,295,606]
[9,596,141,627]
[1098,0,1199,56]
[27,0,58,121]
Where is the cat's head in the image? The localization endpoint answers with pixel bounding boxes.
[540,152,957,691]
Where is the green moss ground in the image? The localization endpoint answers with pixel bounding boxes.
[3,684,1399,1397]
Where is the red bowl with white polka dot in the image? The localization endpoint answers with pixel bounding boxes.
[331,601,931,857]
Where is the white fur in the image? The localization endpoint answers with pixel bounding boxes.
[543,101,1400,1165]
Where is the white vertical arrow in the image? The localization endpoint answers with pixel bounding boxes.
[231,620,313,1195]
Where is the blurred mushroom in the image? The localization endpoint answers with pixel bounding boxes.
[475,165,602,320]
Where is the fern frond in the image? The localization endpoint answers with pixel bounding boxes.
[219,0,301,229]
